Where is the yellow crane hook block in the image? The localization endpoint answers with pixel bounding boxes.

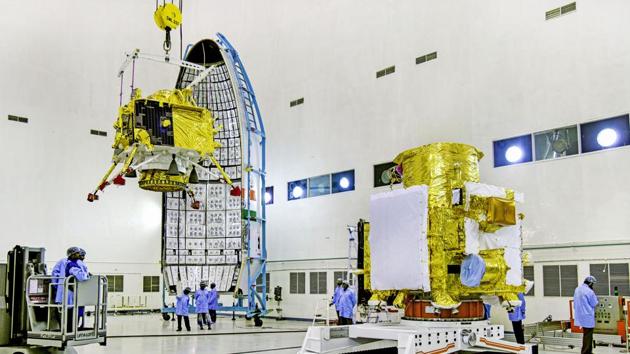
[154,3,182,31]
[154,3,182,56]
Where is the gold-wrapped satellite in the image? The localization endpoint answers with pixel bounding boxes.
[87,87,238,205]
[363,142,526,320]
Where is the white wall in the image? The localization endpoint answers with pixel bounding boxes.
[1,0,629,318]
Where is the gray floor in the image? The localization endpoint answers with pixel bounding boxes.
[76,314,310,353]
[74,314,627,353]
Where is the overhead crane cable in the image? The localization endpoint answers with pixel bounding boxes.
[179,0,183,60]
[130,58,136,96]
[119,73,124,106]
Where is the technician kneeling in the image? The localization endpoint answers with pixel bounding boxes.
[573,276,598,354]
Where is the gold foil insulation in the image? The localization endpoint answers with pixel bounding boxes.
[486,197,517,225]
[393,143,484,207]
[139,170,189,192]
[144,88,221,157]
[358,142,526,309]
[112,88,222,192]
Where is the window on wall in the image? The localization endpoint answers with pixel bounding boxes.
[543,265,577,296]
[264,186,274,205]
[523,266,535,296]
[143,276,160,292]
[376,65,395,78]
[107,275,124,293]
[590,263,609,295]
[333,271,354,286]
[288,179,308,201]
[589,263,630,296]
[256,273,270,294]
[373,162,401,188]
[289,97,305,107]
[560,265,578,296]
[610,263,630,296]
[309,272,327,294]
[289,272,305,294]
[533,125,579,161]
[580,114,630,153]
[308,175,331,197]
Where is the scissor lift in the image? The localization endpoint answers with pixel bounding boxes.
[1,246,107,353]
[24,275,108,349]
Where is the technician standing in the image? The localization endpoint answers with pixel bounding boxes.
[62,251,90,332]
[195,282,210,330]
[508,293,526,344]
[330,278,343,320]
[208,283,219,327]
[573,276,599,354]
[337,282,356,325]
[52,247,78,301]
[76,248,90,329]
[176,287,192,332]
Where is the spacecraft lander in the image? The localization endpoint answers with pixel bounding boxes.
[86,3,267,321]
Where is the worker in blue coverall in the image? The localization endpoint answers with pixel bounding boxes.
[195,282,210,329]
[337,282,356,325]
[61,251,90,332]
[76,248,90,329]
[330,278,343,321]
[483,303,492,320]
[208,282,219,326]
[508,293,526,344]
[52,247,78,302]
[176,287,192,331]
[574,276,598,354]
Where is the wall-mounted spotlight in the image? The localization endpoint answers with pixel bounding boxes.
[504,146,524,163]
[264,186,274,205]
[493,134,533,167]
[287,179,307,201]
[596,128,618,148]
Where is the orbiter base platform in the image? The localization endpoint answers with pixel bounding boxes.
[299,321,536,354]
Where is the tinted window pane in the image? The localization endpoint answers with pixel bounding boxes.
[523,266,535,296]
[493,134,533,167]
[580,114,630,153]
[560,265,577,297]
[332,170,355,193]
[308,175,331,197]
[543,266,560,296]
[589,264,610,295]
[609,263,630,296]
[534,126,579,161]
[288,179,308,201]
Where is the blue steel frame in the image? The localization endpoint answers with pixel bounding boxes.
[217,33,267,318]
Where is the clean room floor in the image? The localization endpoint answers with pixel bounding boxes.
[76,314,310,353]
[74,314,628,353]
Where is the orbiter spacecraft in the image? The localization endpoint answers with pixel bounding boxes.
[362,143,527,320]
